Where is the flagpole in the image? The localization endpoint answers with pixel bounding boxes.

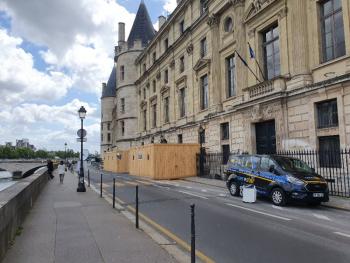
[248,42,266,81]
[235,51,263,84]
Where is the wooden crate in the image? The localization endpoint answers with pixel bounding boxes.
[102,150,129,173]
[129,144,200,180]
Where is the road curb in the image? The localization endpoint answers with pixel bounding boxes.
[321,204,350,212]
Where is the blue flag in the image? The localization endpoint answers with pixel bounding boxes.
[248,42,255,59]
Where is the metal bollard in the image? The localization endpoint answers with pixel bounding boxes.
[191,204,195,263]
[100,173,103,198]
[88,170,90,187]
[136,185,139,229]
[113,178,116,208]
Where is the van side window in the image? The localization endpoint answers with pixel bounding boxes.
[243,156,260,170]
[260,157,275,172]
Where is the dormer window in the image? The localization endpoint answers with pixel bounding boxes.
[179,20,185,35]
[164,38,169,51]
[200,0,208,15]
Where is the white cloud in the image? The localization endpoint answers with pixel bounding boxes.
[162,0,177,14]
[0,29,73,105]
[0,99,101,152]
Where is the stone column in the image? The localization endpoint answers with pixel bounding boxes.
[208,14,222,112]
[287,0,312,89]
[232,1,247,96]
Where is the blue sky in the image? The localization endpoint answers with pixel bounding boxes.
[0,0,177,153]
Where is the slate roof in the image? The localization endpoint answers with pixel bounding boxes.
[127,1,156,48]
[101,66,117,98]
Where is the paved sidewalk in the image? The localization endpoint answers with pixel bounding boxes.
[2,171,176,263]
[184,176,350,211]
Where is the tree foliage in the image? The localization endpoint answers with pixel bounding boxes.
[0,146,80,159]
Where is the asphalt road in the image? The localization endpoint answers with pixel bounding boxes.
[87,166,350,263]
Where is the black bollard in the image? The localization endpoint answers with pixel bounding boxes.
[100,173,102,198]
[136,185,139,229]
[88,169,90,187]
[191,204,195,263]
[113,178,116,208]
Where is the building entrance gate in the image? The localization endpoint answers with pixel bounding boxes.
[255,120,276,154]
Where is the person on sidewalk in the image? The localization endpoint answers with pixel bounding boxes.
[57,161,66,184]
[47,160,54,180]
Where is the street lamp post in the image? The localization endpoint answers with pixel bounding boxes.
[198,125,205,177]
[64,142,67,165]
[77,106,87,193]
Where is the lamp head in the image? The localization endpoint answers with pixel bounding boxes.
[78,106,87,119]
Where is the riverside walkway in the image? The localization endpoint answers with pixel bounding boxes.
[2,170,176,263]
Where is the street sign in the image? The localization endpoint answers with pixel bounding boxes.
[77,129,87,138]
[76,138,87,142]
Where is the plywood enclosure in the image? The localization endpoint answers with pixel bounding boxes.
[103,150,129,173]
[128,144,200,180]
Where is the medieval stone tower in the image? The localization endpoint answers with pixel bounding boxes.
[101,1,155,154]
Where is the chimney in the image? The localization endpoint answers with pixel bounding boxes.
[158,16,166,29]
[102,82,107,89]
[118,22,125,42]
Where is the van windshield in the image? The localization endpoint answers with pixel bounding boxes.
[273,156,313,174]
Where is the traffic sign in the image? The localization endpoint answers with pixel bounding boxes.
[77,129,87,138]
[76,138,87,142]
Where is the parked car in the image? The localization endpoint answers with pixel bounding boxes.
[225,154,329,206]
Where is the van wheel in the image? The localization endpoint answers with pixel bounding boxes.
[271,188,286,206]
[229,181,240,196]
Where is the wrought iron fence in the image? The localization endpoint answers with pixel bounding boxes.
[197,149,350,197]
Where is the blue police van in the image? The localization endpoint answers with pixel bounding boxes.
[225,155,329,206]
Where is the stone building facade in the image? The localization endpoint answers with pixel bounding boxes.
[101,0,350,157]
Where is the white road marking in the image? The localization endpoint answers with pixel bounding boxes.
[201,189,208,192]
[154,184,170,190]
[185,186,193,189]
[219,193,226,197]
[312,213,331,221]
[272,205,284,210]
[334,232,350,238]
[225,203,291,221]
[178,190,208,200]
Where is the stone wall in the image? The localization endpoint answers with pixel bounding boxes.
[0,168,48,261]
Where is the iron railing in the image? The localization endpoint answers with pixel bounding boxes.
[197,149,350,197]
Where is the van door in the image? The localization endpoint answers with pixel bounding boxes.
[258,157,277,195]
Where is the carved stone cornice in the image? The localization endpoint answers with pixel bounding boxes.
[169,59,175,69]
[175,75,187,86]
[140,100,147,109]
[278,7,288,19]
[244,0,277,23]
[231,0,245,8]
[207,14,219,27]
[193,58,211,75]
[186,43,193,55]
[248,28,256,38]
[149,94,157,104]
[160,85,170,95]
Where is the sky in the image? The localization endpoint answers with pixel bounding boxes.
[0,0,177,154]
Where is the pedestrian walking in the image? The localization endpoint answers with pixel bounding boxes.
[57,161,66,184]
[47,160,54,180]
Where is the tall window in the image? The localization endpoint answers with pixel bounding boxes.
[179,20,185,35]
[164,38,169,51]
[263,25,280,80]
[200,74,209,110]
[179,56,185,73]
[200,37,207,58]
[221,123,229,140]
[107,123,110,130]
[143,63,146,73]
[152,104,157,128]
[120,65,125,81]
[153,52,156,63]
[107,133,111,142]
[164,69,169,84]
[143,88,146,100]
[121,98,125,113]
[321,0,345,62]
[179,88,186,118]
[121,121,125,136]
[152,79,156,93]
[143,109,147,131]
[316,99,338,128]
[164,97,169,123]
[101,134,103,142]
[200,0,207,15]
[178,134,183,143]
[226,55,235,98]
[199,129,205,144]
[101,123,103,131]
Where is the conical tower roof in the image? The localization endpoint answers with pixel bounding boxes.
[101,66,117,99]
[127,1,156,48]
